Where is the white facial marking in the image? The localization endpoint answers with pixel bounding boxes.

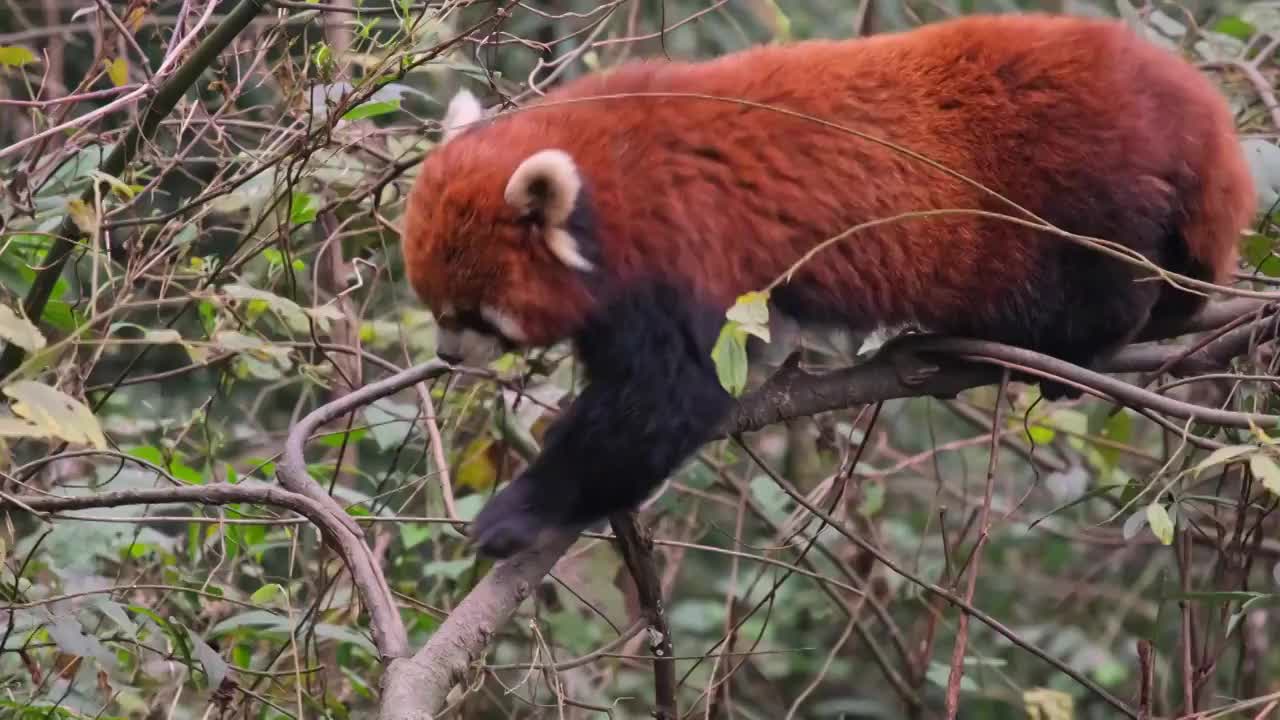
[481,305,528,343]
[546,227,595,271]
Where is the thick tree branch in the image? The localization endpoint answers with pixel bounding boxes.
[378,531,578,720]
[731,305,1279,433]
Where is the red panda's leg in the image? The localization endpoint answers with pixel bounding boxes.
[470,282,735,559]
[1007,249,1164,400]
[926,238,1166,401]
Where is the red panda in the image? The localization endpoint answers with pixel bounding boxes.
[401,13,1256,558]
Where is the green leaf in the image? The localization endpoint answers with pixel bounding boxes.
[711,322,749,396]
[1102,408,1131,443]
[127,444,165,466]
[1243,233,1280,277]
[0,303,46,353]
[90,598,138,640]
[1227,594,1280,637]
[1147,503,1174,545]
[400,522,432,550]
[925,661,976,692]
[1027,425,1055,444]
[221,284,311,332]
[454,436,498,493]
[290,192,318,225]
[41,301,80,333]
[250,583,285,605]
[319,427,368,447]
[186,626,228,689]
[1250,454,1280,496]
[2,380,106,449]
[424,558,473,581]
[857,481,884,517]
[362,398,416,451]
[47,615,116,670]
[0,45,36,67]
[342,98,401,121]
[1213,16,1256,39]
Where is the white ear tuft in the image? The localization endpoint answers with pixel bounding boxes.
[504,149,582,227]
[442,89,484,142]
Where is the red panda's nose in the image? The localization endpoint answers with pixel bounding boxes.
[436,328,465,364]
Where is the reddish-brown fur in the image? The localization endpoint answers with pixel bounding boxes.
[401,14,1257,557]
[403,13,1253,353]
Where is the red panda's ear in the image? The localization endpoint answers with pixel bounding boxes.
[505,149,594,272]
[442,89,486,143]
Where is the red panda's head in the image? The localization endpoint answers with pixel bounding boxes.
[401,90,600,365]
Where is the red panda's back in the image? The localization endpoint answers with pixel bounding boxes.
[502,14,1248,332]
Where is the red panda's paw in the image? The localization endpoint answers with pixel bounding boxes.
[470,475,574,559]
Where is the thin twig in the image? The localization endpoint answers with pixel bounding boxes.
[944,370,1008,717]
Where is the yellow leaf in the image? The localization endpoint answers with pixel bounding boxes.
[0,45,37,67]
[104,57,127,87]
[0,417,48,439]
[1023,687,1074,720]
[124,6,146,31]
[725,290,771,342]
[66,198,97,235]
[454,436,497,493]
[0,303,46,353]
[89,170,136,200]
[2,380,106,449]
[1250,454,1280,496]
[1147,502,1174,546]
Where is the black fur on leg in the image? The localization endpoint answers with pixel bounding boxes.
[470,281,735,559]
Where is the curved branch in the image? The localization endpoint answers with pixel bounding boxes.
[276,361,467,661]
[0,482,406,657]
[276,359,452,536]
